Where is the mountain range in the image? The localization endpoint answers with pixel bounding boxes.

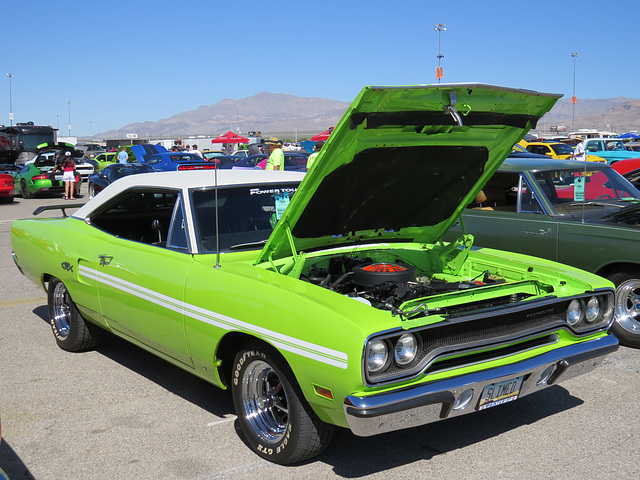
[98,92,351,140]
[97,92,640,140]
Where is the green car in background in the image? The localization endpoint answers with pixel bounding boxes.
[14,143,93,198]
[11,84,619,464]
[92,151,117,172]
[445,156,640,347]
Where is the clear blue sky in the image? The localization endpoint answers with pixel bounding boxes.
[3,0,638,136]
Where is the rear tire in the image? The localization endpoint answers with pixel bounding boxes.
[48,277,104,351]
[607,271,640,348]
[231,343,334,464]
[21,180,33,199]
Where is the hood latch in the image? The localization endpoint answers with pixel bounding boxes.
[444,92,463,127]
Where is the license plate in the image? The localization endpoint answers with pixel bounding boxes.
[54,175,63,180]
[478,376,523,410]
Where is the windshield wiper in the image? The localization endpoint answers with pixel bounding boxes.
[569,201,619,208]
[230,239,268,250]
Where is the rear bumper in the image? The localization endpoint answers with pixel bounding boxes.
[344,334,618,437]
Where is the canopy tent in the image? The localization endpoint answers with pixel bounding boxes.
[211,131,250,143]
[619,132,640,139]
[311,127,333,142]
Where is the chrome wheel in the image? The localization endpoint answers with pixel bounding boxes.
[241,359,289,443]
[51,281,72,339]
[614,278,640,335]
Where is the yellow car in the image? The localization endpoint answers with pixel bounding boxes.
[521,141,606,163]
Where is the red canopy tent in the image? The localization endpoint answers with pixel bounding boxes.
[311,127,333,142]
[211,131,250,144]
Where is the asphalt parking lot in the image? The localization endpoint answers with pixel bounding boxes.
[1,187,639,480]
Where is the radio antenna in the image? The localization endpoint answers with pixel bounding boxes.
[214,166,221,269]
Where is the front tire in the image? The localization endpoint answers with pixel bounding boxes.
[608,271,640,348]
[48,277,104,351]
[231,344,334,464]
[88,183,97,199]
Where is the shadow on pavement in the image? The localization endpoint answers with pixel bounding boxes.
[0,439,35,480]
[316,385,582,477]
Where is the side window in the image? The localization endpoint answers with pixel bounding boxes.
[519,175,543,213]
[147,155,160,165]
[89,189,179,245]
[167,197,189,251]
[587,141,602,152]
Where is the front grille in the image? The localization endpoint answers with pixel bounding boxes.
[368,297,571,384]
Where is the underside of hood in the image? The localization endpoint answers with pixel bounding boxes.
[257,84,561,264]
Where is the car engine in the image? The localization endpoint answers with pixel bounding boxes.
[301,255,503,315]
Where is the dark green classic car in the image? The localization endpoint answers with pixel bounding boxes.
[446,157,640,347]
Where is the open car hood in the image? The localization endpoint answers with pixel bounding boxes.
[35,142,75,153]
[257,84,560,263]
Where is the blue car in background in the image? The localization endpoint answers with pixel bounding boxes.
[87,163,156,198]
[220,152,310,171]
[121,144,168,163]
[145,152,217,172]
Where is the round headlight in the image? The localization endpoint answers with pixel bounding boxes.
[585,296,600,323]
[367,340,388,373]
[566,299,582,326]
[394,333,417,366]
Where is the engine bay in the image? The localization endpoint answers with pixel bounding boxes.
[300,253,507,317]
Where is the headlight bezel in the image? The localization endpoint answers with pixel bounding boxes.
[366,338,390,374]
[564,293,614,333]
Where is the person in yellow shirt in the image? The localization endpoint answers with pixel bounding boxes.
[306,141,324,171]
[265,137,284,170]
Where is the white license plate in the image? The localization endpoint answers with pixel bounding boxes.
[54,175,63,180]
[478,376,523,410]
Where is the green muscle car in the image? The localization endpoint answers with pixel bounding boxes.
[11,84,618,464]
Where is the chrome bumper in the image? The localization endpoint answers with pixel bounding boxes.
[344,335,618,437]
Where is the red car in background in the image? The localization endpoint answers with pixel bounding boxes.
[0,173,14,204]
[612,158,640,189]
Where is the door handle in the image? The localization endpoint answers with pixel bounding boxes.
[521,228,551,236]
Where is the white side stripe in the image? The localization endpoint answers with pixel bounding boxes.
[79,265,349,369]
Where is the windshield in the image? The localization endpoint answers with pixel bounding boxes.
[170,154,200,162]
[605,140,626,151]
[108,164,154,181]
[533,167,640,207]
[192,183,299,253]
[549,143,574,155]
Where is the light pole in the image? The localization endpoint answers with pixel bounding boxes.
[571,52,579,132]
[56,114,59,130]
[67,100,71,137]
[434,24,446,83]
[6,73,14,127]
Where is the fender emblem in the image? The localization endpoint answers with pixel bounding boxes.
[61,262,74,272]
[98,255,113,266]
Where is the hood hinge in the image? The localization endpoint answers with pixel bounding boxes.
[275,222,306,278]
[431,233,475,275]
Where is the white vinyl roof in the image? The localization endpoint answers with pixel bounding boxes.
[73,169,305,220]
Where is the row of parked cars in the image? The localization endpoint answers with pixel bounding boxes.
[2,142,313,202]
